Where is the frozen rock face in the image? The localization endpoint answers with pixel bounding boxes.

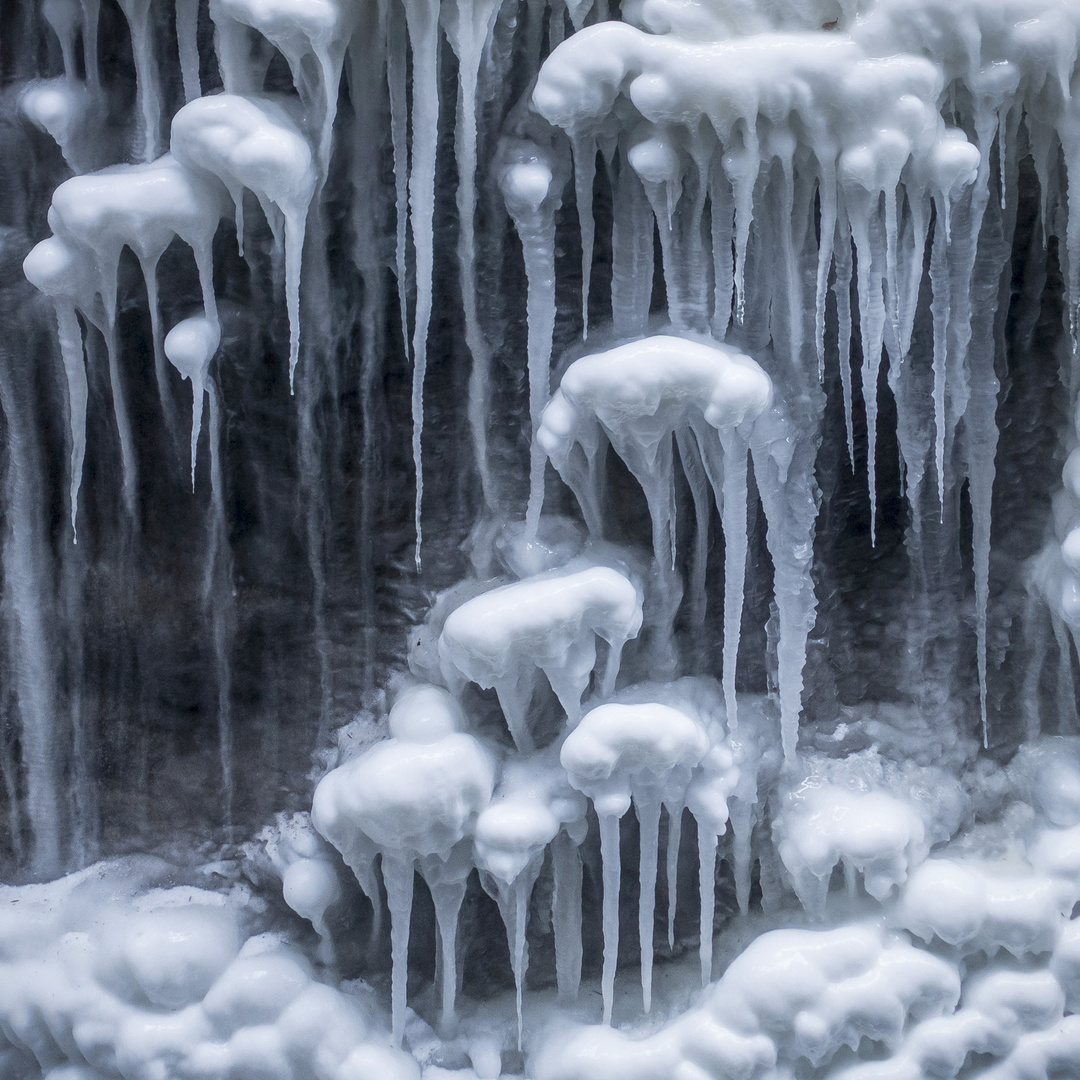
[4,0,1080,1078]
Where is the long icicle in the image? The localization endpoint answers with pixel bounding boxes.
[637,795,660,1013]
[598,812,621,1025]
[696,823,717,988]
[552,829,583,1001]
[402,0,441,571]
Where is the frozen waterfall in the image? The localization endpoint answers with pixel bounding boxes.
[3,0,1080,1078]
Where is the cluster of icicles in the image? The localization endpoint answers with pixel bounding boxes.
[17,0,1080,1077]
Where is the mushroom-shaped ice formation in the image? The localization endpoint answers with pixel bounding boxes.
[562,699,710,1020]
[773,751,967,917]
[538,335,770,728]
[438,562,643,752]
[210,0,359,175]
[311,685,495,1043]
[18,78,99,173]
[896,857,1067,959]
[171,93,317,388]
[531,922,959,1080]
[474,750,587,1039]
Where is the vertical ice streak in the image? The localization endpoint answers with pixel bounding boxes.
[175,0,202,101]
[206,379,235,826]
[598,811,621,1025]
[383,854,415,1047]
[139,255,181,451]
[0,344,61,877]
[696,823,717,987]
[666,804,682,950]
[637,795,660,1012]
[552,829,583,1001]
[402,0,442,570]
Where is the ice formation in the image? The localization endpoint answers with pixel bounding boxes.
[9,0,1080,1078]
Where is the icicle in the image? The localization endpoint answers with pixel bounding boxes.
[138,254,181,449]
[80,0,100,85]
[116,0,161,161]
[485,861,542,1049]
[42,0,80,81]
[719,429,748,732]
[814,158,837,380]
[929,195,950,516]
[175,0,201,101]
[723,127,759,326]
[675,429,710,628]
[709,166,734,340]
[54,303,88,540]
[666,804,682,950]
[164,316,220,490]
[572,133,597,338]
[611,157,653,340]
[502,150,561,537]
[442,0,501,509]
[598,811,621,1025]
[834,212,855,468]
[382,854,415,1048]
[400,0,441,570]
[384,0,411,369]
[552,829,583,1001]
[728,790,753,914]
[637,795,660,1012]
[846,189,887,541]
[426,874,468,1035]
[100,318,138,518]
[696,823,717,987]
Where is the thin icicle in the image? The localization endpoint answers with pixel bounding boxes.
[637,795,660,1012]
[401,0,441,570]
[138,255,181,450]
[666,804,682,950]
[814,160,837,380]
[427,875,468,1035]
[610,158,653,340]
[709,166,734,340]
[572,133,597,338]
[442,0,501,509]
[382,854,415,1048]
[116,0,161,161]
[718,429,748,733]
[675,429,710,628]
[54,303,87,540]
[100,318,138,518]
[502,147,562,537]
[384,0,412,399]
[164,316,219,490]
[834,212,855,468]
[929,196,950,516]
[552,829,583,1001]
[598,811,621,1025]
[175,0,201,101]
[696,823,717,987]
